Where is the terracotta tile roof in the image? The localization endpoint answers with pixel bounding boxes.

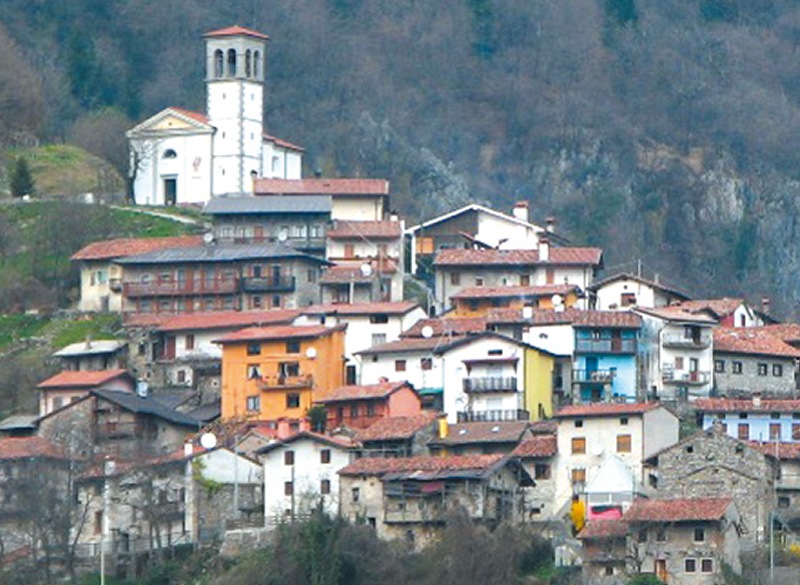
[254,178,389,196]
[554,402,662,418]
[486,308,574,325]
[356,336,449,355]
[451,284,580,300]
[589,272,691,299]
[755,324,800,344]
[578,521,629,539]
[430,421,531,446]
[695,398,800,414]
[154,309,300,332]
[37,369,131,389]
[512,435,558,458]
[315,381,412,404]
[634,306,717,324]
[402,317,488,338]
[123,314,167,328]
[433,247,602,267]
[214,323,346,344]
[0,436,67,460]
[623,497,732,523]
[319,261,398,283]
[339,453,504,476]
[204,25,269,40]
[713,327,800,358]
[485,308,641,328]
[170,107,210,125]
[302,302,418,316]
[354,412,439,442]
[71,236,204,261]
[749,441,800,460]
[327,220,402,239]
[256,430,355,454]
[678,298,745,318]
[262,133,304,152]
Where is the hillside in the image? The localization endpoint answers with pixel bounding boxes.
[0,1,799,314]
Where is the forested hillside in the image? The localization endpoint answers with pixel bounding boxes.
[2,0,800,314]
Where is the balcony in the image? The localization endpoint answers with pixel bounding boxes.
[662,370,711,385]
[456,409,530,423]
[575,338,637,354]
[463,377,518,393]
[572,369,614,384]
[123,279,238,298]
[258,374,313,390]
[241,275,296,293]
[661,332,711,349]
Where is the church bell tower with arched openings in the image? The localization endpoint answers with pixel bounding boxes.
[204,26,268,197]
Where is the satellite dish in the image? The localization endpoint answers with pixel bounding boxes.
[136,380,149,398]
[306,347,318,359]
[360,263,373,277]
[278,230,288,242]
[590,444,604,457]
[203,232,215,245]
[552,294,564,307]
[522,306,534,320]
[421,325,434,339]
[199,432,218,450]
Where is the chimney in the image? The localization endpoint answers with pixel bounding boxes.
[762,297,770,314]
[438,417,449,439]
[85,334,92,350]
[753,392,762,408]
[512,201,529,223]
[184,443,194,457]
[545,217,555,233]
[538,236,550,262]
[654,273,660,284]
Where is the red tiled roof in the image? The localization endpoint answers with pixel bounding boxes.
[512,435,558,458]
[0,436,67,460]
[204,25,269,40]
[327,220,402,240]
[170,107,210,125]
[554,402,662,418]
[695,399,800,414]
[678,298,744,318]
[214,323,346,344]
[37,369,130,389]
[357,337,447,355]
[485,308,641,328]
[634,306,717,324]
[302,301,418,316]
[433,247,602,267]
[589,272,691,299]
[339,454,504,476]
[155,310,300,332]
[402,317,488,338]
[755,324,800,344]
[71,236,203,261]
[315,381,412,404]
[257,430,355,453]
[714,327,800,359]
[486,308,573,325]
[263,133,304,152]
[578,521,629,539]
[254,178,389,196]
[623,497,732,523]
[451,284,580,300]
[354,412,439,442]
[749,441,800,460]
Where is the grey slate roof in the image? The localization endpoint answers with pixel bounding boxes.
[54,339,125,358]
[203,195,332,215]
[92,389,201,428]
[115,243,331,266]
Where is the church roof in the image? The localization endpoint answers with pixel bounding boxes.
[204,25,269,40]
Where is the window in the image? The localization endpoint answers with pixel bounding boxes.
[185,334,195,350]
[475,276,484,286]
[279,362,300,377]
[701,559,713,573]
[616,434,632,453]
[421,358,433,370]
[366,402,376,417]
[620,417,628,426]
[604,566,614,576]
[251,296,263,309]
[571,468,586,484]
[714,359,725,373]
[284,481,293,496]
[793,424,800,440]
[321,479,331,494]
[685,559,696,573]
[621,292,636,306]
[321,449,331,464]
[534,464,551,480]
[286,340,301,354]
[674,356,684,370]
[247,342,261,356]
[246,396,260,412]
[94,511,103,535]
[370,314,389,324]
[520,274,530,286]
[758,363,768,376]
[284,451,295,465]
[774,364,784,377]
[292,225,308,239]
[395,360,406,372]
[770,423,782,440]
[247,364,262,379]
[574,420,584,428]
[371,333,387,346]
[450,272,460,286]
[779,496,791,509]
[637,530,647,543]
[163,149,177,159]
[733,361,743,374]
[737,423,749,440]
[286,393,301,409]
[693,528,705,542]
[656,529,666,542]
[308,269,317,283]
[352,487,360,502]
[350,404,359,418]
[272,295,281,308]
[572,437,586,454]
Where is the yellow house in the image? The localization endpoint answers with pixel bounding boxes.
[451,284,581,317]
[523,345,557,420]
[216,324,347,421]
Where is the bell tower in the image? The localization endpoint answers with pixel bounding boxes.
[204,26,268,197]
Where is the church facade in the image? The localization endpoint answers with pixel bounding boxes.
[127,26,303,206]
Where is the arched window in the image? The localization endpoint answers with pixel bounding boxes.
[253,51,261,79]
[214,49,224,78]
[163,149,177,159]
[227,49,237,76]
[245,50,252,77]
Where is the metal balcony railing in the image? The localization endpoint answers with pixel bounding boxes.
[462,377,518,393]
[572,369,615,383]
[123,279,238,298]
[575,338,637,354]
[456,409,530,423]
[241,275,295,293]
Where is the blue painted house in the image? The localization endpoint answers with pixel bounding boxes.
[695,398,800,442]
[571,311,642,402]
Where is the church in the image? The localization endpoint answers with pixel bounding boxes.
[126,25,303,206]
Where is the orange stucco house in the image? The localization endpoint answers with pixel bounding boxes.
[216,324,347,421]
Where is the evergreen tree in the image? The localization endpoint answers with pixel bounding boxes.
[9,156,34,198]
